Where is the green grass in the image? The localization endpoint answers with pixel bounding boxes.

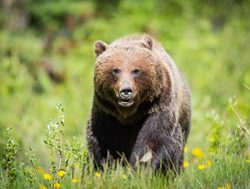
[0,103,249,189]
[1,114,249,189]
[1,143,249,189]
[0,0,250,188]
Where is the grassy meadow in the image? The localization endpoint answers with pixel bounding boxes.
[0,0,249,188]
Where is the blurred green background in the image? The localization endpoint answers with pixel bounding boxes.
[0,0,249,165]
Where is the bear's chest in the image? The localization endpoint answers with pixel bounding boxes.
[94,116,143,160]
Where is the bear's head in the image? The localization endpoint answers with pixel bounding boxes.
[93,36,163,121]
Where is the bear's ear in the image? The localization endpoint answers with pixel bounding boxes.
[141,36,153,50]
[94,40,108,57]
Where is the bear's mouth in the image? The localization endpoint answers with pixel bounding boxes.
[118,98,134,107]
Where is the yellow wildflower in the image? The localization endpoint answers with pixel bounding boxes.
[57,170,66,177]
[192,147,205,158]
[43,173,52,180]
[72,178,79,183]
[95,172,101,178]
[225,183,231,189]
[122,174,127,180]
[197,164,206,170]
[39,184,47,189]
[184,146,188,153]
[217,183,231,189]
[197,160,212,170]
[53,183,61,189]
[183,161,189,168]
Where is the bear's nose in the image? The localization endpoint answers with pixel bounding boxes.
[119,87,133,99]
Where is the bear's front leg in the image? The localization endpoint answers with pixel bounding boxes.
[129,112,184,173]
[86,117,106,169]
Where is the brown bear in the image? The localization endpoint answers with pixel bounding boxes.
[87,34,191,173]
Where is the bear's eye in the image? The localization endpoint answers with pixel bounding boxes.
[131,69,141,76]
[112,68,121,75]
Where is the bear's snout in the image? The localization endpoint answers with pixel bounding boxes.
[119,87,133,100]
[118,86,134,107]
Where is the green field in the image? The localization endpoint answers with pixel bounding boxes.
[0,0,249,188]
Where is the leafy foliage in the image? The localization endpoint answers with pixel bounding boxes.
[1,128,18,183]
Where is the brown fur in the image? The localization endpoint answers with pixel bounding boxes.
[87,34,191,173]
